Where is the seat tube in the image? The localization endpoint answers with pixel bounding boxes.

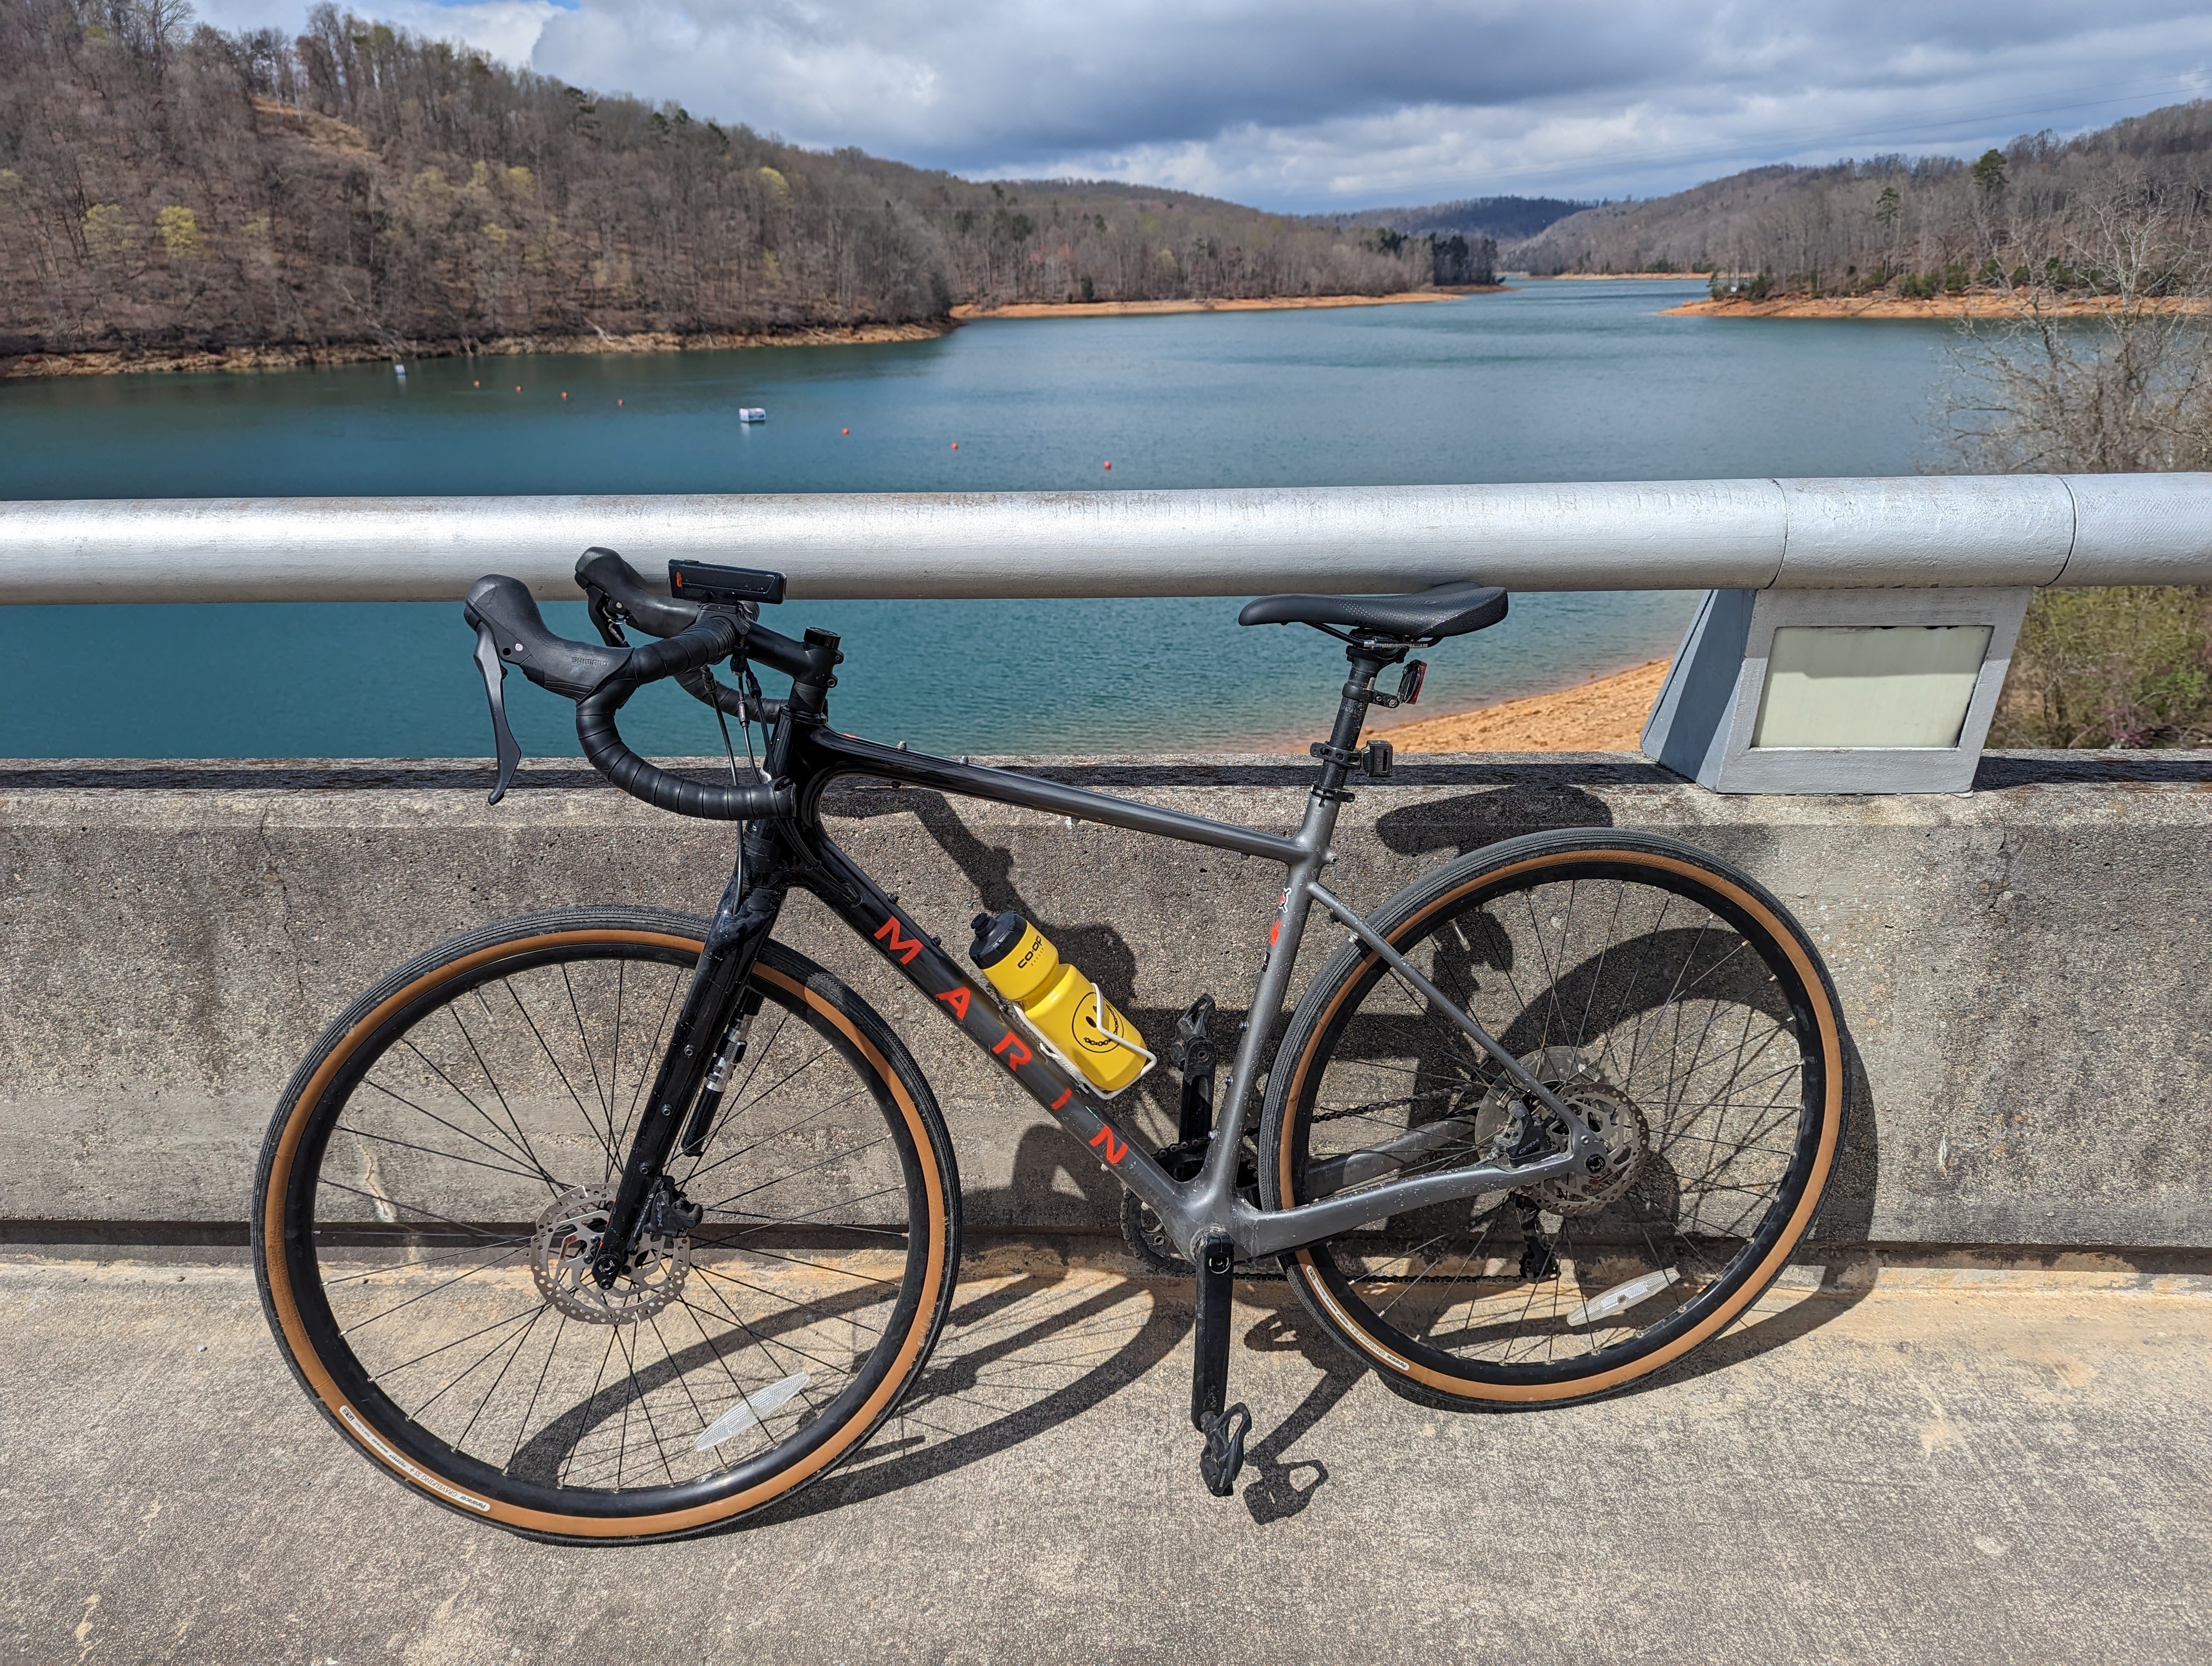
[1193,658,1378,1216]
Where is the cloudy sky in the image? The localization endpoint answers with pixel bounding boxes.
[191,0,2212,209]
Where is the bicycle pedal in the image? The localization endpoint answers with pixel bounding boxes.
[1198,1403,1251,1497]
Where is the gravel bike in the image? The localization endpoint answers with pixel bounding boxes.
[253,549,1847,1542]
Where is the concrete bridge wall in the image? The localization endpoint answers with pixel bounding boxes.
[3,753,2208,1247]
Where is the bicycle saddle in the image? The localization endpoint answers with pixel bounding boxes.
[1237,581,1508,642]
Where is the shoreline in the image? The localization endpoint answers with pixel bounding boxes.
[949,290,1488,321]
[1666,293,2212,321]
[0,289,1510,375]
[0,321,955,380]
[1541,272,1713,281]
[1365,657,1672,753]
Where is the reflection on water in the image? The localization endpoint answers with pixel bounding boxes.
[0,281,1953,757]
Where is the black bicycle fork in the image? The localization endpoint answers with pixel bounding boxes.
[591,822,786,1288]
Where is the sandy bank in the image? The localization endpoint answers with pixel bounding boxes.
[1665,293,2212,321]
[1375,658,1670,752]
[950,291,1480,321]
[0,321,953,379]
[1544,272,1713,281]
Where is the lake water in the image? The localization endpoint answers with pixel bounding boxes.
[0,280,1959,759]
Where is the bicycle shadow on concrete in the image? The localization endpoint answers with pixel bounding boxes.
[1233,1304,1368,1525]
[759,1259,1187,1526]
[760,1255,1368,1530]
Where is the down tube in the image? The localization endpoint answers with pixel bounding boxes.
[806,834,1185,1221]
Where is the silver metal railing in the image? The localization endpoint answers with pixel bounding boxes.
[3,474,2210,604]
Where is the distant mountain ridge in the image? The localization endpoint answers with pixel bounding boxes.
[1343,195,1593,244]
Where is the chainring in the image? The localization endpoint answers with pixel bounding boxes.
[1118,1141,1281,1279]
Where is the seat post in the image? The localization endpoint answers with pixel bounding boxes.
[1311,642,1399,799]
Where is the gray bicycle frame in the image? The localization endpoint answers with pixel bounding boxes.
[805,730,1612,1264]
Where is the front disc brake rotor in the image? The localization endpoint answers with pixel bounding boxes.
[532,1183,691,1323]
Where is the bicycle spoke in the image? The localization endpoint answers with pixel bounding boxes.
[1292,867,1820,1382]
[293,935,941,1510]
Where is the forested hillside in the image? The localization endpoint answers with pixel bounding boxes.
[0,0,1454,361]
[1347,195,1590,244]
[1510,101,2212,296]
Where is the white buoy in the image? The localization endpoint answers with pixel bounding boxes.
[737,407,766,423]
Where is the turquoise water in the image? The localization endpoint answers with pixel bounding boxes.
[0,280,1956,758]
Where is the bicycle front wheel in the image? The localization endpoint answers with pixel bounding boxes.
[1259,830,1846,1408]
[253,907,961,1542]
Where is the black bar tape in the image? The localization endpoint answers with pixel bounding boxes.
[574,615,790,820]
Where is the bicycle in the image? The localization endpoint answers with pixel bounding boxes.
[253,548,1848,1542]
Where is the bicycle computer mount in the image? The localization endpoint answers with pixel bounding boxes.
[670,560,786,609]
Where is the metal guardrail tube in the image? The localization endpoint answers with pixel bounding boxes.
[2,475,2209,604]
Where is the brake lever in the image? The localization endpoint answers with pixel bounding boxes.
[472,620,525,805]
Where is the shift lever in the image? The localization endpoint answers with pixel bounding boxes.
[471,620,525,804]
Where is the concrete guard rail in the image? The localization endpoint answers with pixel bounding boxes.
[3,474,2211,602]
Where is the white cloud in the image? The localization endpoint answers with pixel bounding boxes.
[190,0,2212,208]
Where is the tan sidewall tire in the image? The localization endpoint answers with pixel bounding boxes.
[1262,836,1845,1407]
[252,914,959,1541]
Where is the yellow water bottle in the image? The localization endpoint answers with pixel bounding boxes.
[969,912,1153,1094]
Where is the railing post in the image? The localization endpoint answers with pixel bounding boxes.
[1641,586,2033,793]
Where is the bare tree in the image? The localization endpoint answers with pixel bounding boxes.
[1950,185,2212,472]
[0,0,1438,361]
[1948,183,2212,748]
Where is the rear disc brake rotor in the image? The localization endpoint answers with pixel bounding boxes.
[1481,1048,1651,1216]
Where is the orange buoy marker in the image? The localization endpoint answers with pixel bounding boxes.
[1103,460,1112,470]
[841,427,850,435]
[561,391,568,399]
[514,386,522,393]
[618,399,624,406]
[472,379,480,387]
[950,441,959,450]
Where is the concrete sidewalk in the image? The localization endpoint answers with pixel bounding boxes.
[2,1245,2207,1664]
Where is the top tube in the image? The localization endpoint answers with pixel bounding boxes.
[806,729,1308,865]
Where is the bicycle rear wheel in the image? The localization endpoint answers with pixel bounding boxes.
[253,907,960,1541]
[1259,830,1845,1407]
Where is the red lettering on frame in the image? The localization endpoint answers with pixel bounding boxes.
[1088,1125,1129,1164]
[936,987,971,1020]
[992,1032,1034,1070]
[1050,1089,1072,1112]
[872,917,925,965]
